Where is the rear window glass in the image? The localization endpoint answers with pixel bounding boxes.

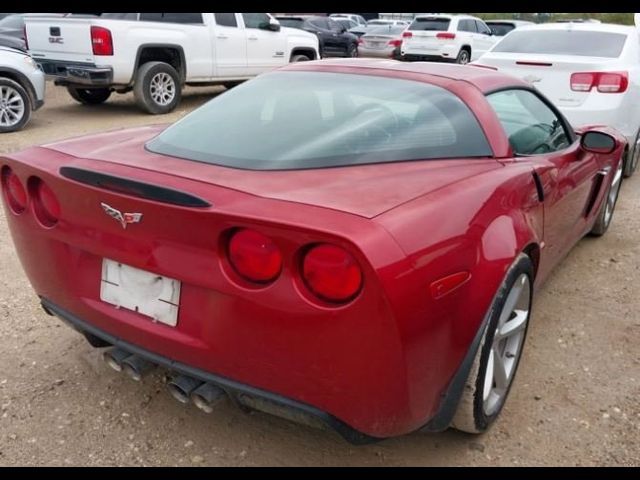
[101,13,139,21]
[147,72,492,170]
[493,30,628,57]
[409,18,451,31]
[367,26,406,35]
[486,22,516,36]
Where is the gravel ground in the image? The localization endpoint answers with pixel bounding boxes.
[0,84,638,466]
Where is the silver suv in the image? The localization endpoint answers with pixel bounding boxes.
[0,46,45,133]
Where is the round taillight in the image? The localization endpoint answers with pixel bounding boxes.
[302,244,362,303]
[32,178,60,227]
[1,168,27,214]
[227,229,282,283]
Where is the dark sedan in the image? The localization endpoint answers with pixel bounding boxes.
[276,15,359,58]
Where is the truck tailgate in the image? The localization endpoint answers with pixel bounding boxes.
[26,18,95,63]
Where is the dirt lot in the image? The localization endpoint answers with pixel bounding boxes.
[0,84,638,466]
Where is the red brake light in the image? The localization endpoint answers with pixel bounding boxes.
[302,244,362,303]
[571,71,628,93]
[91,26,113,56]
[402,31,413,38]
[436,32,456,40]
[31,178,60,227]
[388,39,402,47]
[227,229,282,283]
[1,168,27,214]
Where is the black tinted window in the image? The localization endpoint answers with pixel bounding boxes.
[487,22,515,36]
[139,13,203,24]
[242,13,270,29]
[487,89,571,155]
[99,13,139,21]
[493,30,628,58]
[409,18,450,31]
[147,72,492,170]
[458,20,476,32]
[215,13,237,27]
[310,18,329,30]
[277,18,304,29]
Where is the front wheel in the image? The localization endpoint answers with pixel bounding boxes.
[0,77,31,133]
[623,128,640,178]
[290,54,311,63]
[133,61,182,115]
[67,87,111,105]
[590,156,624,236]
[346,43,358,58]
[451,253,533,433]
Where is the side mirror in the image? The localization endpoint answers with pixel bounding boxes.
[580,131,617,154]
[260,19,281,32]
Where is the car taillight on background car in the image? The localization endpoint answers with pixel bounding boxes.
[402,31,413,38]
[436,32,456,40]
[302,244,362,303]
[570,71,628,93]
[227,228,283,283]
[388,39,402,47]
[1,168,28,214]
[91,26,113,56]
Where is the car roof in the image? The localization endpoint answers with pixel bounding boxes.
[517,22,636,35]
[281,58,528,93]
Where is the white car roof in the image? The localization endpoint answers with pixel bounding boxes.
[414,14,480,21]
[516,22,637,35]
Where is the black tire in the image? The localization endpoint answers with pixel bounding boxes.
[456,48,471,65]
[451,253,534,433]
[623,128,640,178]
[346,43,358,58]
[0,77,31,133]
[290,54,311,62]
[590,156,624,236]
[133,61,182,115]
[67,86,111,105]
[223,81,243,90]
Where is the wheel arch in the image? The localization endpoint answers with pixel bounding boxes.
[289,47,318,62]
[131,44,187,85]
[0,67,37,110]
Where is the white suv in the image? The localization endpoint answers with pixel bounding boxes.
[401,14,497,64]
[0,46,45,133]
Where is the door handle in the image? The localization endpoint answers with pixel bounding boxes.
[217,35,228,40]
[248,36,258,41]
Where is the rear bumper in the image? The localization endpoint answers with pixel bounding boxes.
[42,298,378,445]
[36,59,113,87]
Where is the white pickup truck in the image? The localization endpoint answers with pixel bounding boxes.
[25,13,319,114]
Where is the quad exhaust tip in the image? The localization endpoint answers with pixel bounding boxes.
[121,355,156,381]
[190,383,226,413]
[102,347,131,372]
[167,375,203,404]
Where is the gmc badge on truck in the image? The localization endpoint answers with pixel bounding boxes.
[49,37,64,44]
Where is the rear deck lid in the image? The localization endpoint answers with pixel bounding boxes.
[26,17,95,63]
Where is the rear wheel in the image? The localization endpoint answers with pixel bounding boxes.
[346,43,358,58]
[133,61,181,115]
[0,77,31,133]
[624,128,640,178]
[451,254,533,433]
[67,87,111,105]
[456,48,471,65]
[290,54,312,62]
[590,156,624,236]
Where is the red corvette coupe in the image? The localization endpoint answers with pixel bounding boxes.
[1,60,625,443]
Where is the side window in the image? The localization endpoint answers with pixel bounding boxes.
[487,89,572,155]
[310,18,329,30]
[327,19,342,31]
[476,20,492,35]
[139,13,203,24]
[458,20,476,32]
[242,13,270,29]
[215,13,237,28]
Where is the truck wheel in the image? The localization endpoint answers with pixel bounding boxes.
[133,61,181,115]
[67,87,111,105]
[0,77,31,133]
[290,54,311,62]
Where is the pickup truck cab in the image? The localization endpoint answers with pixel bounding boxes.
[25,13,319,114]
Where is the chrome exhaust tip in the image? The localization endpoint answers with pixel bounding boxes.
[102,348,131,372]
[190,383,226,413]
[121,355,156,381]
[167,375,203,404]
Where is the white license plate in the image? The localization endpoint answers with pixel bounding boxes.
[100,259,181,327]
[370,42,385,48]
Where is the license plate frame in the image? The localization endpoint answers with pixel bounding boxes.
[100,259,181,327]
